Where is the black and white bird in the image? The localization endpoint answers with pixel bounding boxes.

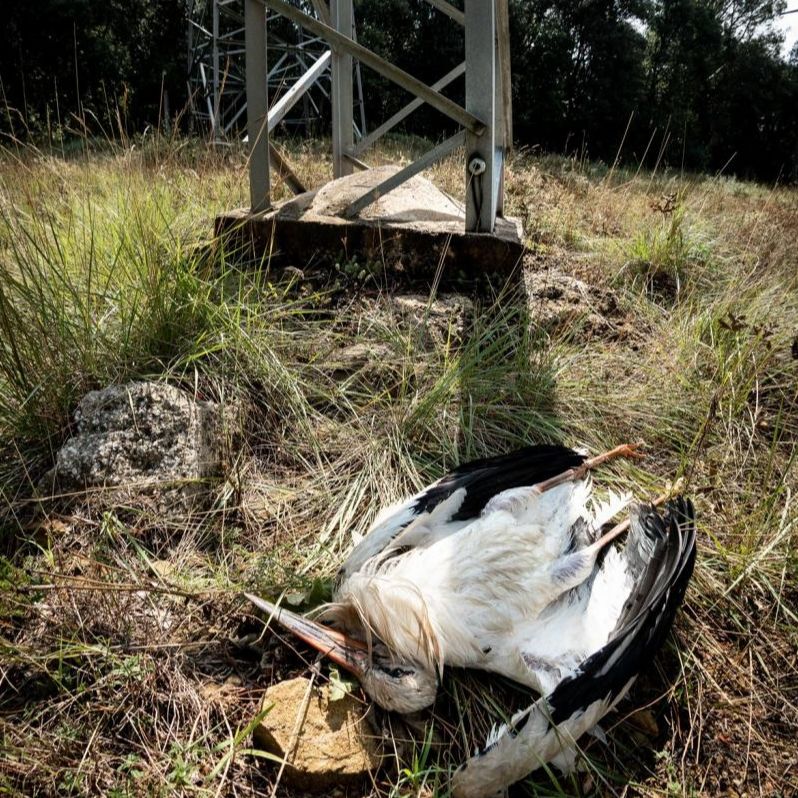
[246,443,696,797]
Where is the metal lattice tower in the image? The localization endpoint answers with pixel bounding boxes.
[187,0,366,140]
[238,0,512,235]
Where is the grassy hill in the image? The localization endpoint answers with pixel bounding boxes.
[1,135,796,796]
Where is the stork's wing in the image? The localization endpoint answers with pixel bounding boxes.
[338,444,586,581]
[412,445,586,519]
[451,498,696,798]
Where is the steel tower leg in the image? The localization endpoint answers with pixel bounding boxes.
[331,0,354,177]
[245,0,270,212]
[465,0,501,233]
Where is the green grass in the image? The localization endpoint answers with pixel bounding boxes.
[0,135,797,796]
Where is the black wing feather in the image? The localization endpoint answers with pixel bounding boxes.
[416,444,585,521]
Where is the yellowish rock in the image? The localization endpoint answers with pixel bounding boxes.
[252,676,382,791]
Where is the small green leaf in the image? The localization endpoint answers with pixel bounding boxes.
[328,666,355,702]
[283,590,306,607]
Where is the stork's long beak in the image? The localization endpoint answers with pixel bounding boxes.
[243,592,370,678]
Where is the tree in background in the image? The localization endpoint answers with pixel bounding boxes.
[645,0,726,170]
[645,0,796,178]
[0,0,796,181]
[508,0,649,160]
[0,0,187,138]
[355,0,464,136]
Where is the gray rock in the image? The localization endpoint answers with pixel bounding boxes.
[41,382,227,509]
[320,342,397,383]
[525,269,620,339]
[390,293,474,347]
[330,342,394,370]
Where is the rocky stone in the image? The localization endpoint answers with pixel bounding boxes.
[253,676,382,791]
[40,381,229,509]
[329,342,394,371]
[390,293,474,347]
[318,341,399,387]
[525,268,620,339]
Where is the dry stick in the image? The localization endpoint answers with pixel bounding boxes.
[16,582,206,599]
[533,442,643,494]
[269,660,320,798]
[22,569,224,597]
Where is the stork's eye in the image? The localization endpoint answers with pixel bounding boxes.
[383,666,414,678]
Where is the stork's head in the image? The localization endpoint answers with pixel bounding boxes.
[357,653,439,714]
[244,593,438,714]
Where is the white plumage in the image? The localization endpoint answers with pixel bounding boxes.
[334,480,632,693]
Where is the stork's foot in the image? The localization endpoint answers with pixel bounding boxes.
[579,441,644,473]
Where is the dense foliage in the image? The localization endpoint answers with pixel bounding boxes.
[0,0,188,136]
[354,0,798,180]
[1,0,797,180]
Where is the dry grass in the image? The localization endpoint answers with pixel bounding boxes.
[0,134,797,797]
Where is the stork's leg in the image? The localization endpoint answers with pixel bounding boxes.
[587,487,676,552]
[546,490,676,602]
[546,486,676,606]
[532,442,643,494]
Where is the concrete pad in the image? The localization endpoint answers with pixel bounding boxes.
[215,166,525,288]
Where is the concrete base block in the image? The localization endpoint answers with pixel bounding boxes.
[214,166,525,289]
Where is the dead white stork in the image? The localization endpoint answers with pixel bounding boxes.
[246,443,696,797]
